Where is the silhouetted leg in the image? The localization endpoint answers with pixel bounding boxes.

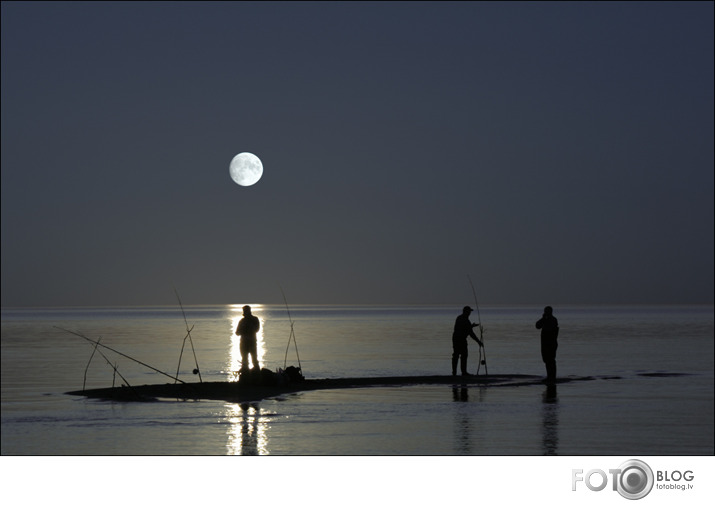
[461,350,469,375]
[546,360,556,381]
[452,345,462,376]
[240,347,249,371]
[252,347,260,370]
[541,346,557,382]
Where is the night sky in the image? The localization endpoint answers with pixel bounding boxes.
[2,1,713,307]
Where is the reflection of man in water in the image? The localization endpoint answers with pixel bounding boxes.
[452,306,483,376]
[236,305,260,371]
[536,306,559,382]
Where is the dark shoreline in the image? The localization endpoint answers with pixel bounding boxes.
[66,373,607,403]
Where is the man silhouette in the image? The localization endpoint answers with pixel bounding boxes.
[536,306,559,382]
[236,305,261,371]
[452,306,483,376]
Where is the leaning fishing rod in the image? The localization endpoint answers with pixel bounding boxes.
[467,275,488,376]
[81,335,143,399]
[173,287,202,382]
[280,286,302,374]
[56,326,188,384]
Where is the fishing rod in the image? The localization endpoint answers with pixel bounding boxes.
[467,275,488,376]
[81,335,142,398]
[83,337,100,391]
[82,336,130,390]
[175,326,196,382]
[174,287,202,382]
[56,326,187,384]
[280,286,302,372]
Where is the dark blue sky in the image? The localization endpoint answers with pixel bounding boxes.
[2,2,713,307]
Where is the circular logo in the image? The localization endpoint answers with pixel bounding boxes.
[616,459,654,500]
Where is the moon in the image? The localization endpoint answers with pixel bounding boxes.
[229,152,263,187]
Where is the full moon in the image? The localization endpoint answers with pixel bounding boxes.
[229,152,263,187]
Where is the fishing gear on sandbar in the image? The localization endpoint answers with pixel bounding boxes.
[56,326,188,384]
[79,335,144,399]
[173,287,202,382]
[280,286,302,374]
[467,275,488,376]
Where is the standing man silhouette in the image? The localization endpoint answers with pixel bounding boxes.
[536,306,559,382]
[452,306,483,376]
[236,305,261,372]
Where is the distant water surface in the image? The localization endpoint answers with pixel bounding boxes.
[1,305,713,455]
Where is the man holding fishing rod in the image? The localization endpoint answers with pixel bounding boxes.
[452,306,484,376]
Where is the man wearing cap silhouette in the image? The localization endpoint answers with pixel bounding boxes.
[236,305,261,372]
[452,306,483,376]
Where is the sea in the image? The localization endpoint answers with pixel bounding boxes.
[1,305,713,518]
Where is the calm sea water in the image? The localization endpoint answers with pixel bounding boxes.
[1,305,713,456]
